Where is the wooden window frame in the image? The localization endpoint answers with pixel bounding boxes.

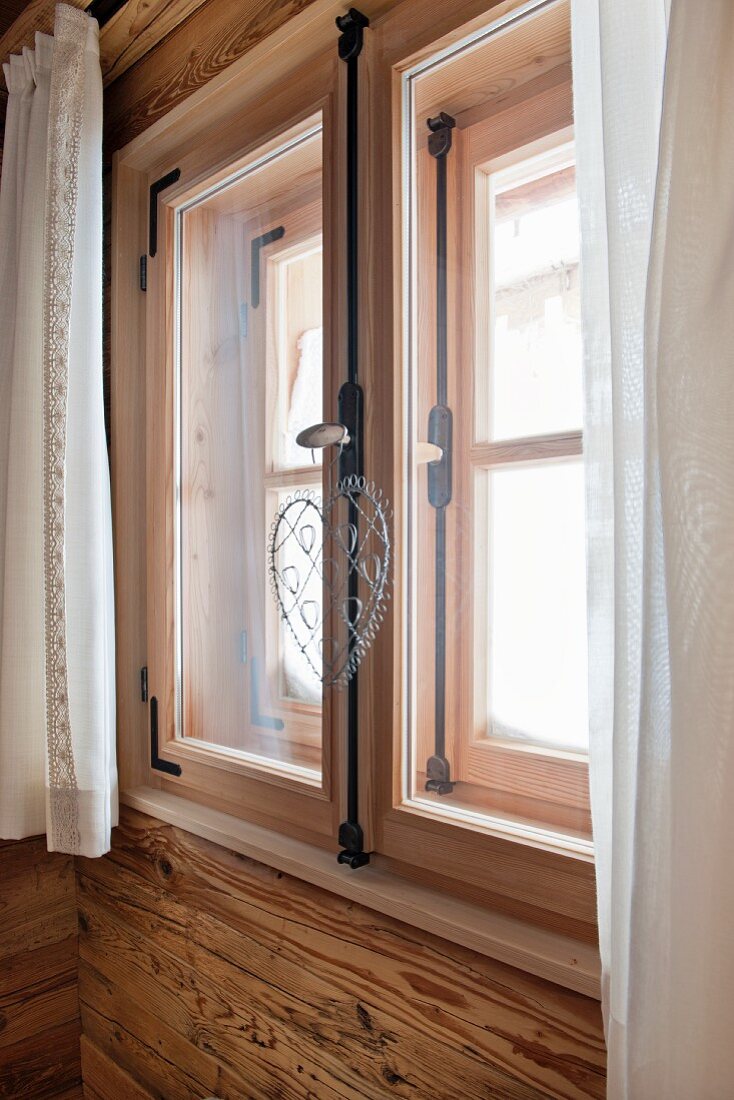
[367,0,596,940]
[111,0,597,956]
[455,129,589,836]
[113,40,345,847]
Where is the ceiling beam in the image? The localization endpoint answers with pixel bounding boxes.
[0,0,210,87]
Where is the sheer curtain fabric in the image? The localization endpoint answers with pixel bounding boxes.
[0,4,116,857]
[573,0,734,1094]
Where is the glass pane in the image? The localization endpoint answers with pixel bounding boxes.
[488,148,582,441]
[484,460,587,752]
[177,120,323,780]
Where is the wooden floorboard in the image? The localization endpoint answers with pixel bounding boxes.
[0,838,81,1099]
[76,807,605,1099]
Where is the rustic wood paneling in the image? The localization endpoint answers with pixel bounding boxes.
[0,838,82,1099]
[76,808,605,1099]
[102,0,320,151]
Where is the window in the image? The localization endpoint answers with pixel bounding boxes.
[115,0,596,947]
[139,54,342,844]
[404,115,590,837]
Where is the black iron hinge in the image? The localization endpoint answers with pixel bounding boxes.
[139,254,147,292]
[149,168,181,258]
[251,226,285,308]
[143,667,180,777]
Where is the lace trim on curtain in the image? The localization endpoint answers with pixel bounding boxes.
[42,5,89,853]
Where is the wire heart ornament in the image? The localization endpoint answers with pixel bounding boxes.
[268,475,391,688]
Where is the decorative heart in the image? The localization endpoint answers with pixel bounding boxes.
[268,477,391,688]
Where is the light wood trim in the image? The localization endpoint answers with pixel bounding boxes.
[111,155,152,792]
[470,430,583,467]
[121,785,601,998]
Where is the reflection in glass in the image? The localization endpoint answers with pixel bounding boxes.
[489,147,582,441]
[177,121,323,778]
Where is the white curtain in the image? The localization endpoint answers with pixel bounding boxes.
[0,4,116,857]
[573,0,734,1094]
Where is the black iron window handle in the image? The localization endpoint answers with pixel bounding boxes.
[425,113,456,796]
[335,8,370,870]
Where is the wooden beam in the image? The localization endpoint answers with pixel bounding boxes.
[97,0,210,85]
[102,0,323,150]
[0,0,210,87]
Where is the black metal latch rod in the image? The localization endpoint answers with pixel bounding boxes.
[425,113,455,796]
[336,7,370,870]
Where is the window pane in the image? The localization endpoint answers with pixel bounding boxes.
[177,120,323,781]
[483,460,587,752]
[270,486,323,707]
[488,148,582,441]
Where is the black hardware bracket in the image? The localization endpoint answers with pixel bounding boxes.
[337,382,363,482]
[140,665,148,703]
[425,113,456,796]
[336,8,370,870]
[86,0,128,29]
[149,696,182,777]
[149,168,181,258]
[251,226,285,308]
[427,404,452,508]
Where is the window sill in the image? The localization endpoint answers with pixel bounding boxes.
[121,785,601,1000]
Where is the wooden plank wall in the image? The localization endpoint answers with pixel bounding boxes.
[0,839,82,1099]
[77,807,606,1100]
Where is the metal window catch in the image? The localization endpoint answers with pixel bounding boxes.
[427,404,452,508]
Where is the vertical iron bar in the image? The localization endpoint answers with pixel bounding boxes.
[425,113,455,795]
[336,8,370,869]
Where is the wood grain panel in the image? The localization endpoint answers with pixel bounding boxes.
[0,0,208,85]
[77,807,605,1098]
[0,838,81,1099]
[80,1034,154,1100]
[0,0,86,70]
[98,0,210,84]
[102,0,322,151]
